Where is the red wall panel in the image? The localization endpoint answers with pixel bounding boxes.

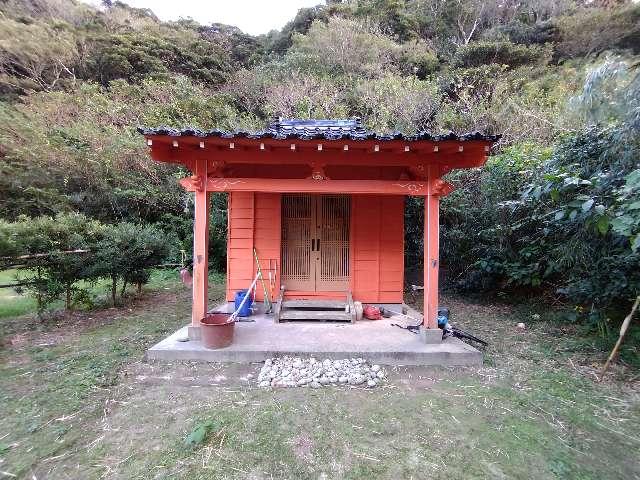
[226,193,404,304]
[226,192,281,301]
[351,195,404,303]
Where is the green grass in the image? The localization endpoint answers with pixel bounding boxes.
[0,267,217,320]
[0,269,37,318]
[0,286,638,479]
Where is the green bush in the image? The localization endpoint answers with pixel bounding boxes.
[91,222,172,306]
[485,20,558,46]
[0,214,104,313]
[554,5,640,59]
[83,31,232,86]
[519,127,640,320]
[438,128,640,328]
[453,41,550,69]
[0,215,174,312]
[397,40,439,78]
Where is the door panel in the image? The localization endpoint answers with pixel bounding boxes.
[281,194,351,292]
[281,195,315,291]
[316,195,350,291]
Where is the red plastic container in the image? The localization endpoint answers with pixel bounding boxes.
[200,312,235,349]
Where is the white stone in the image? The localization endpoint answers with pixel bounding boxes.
[257,357,386,389]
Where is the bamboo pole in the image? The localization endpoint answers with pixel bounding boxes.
[0,249,89,261]
[600,295,640,380]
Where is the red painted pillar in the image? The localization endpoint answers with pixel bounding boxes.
[192,159,210,328]
[424,171,440,329]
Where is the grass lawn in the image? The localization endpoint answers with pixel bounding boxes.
[0,281,639,479]
[0,268,192,323]
[0,269,37,319]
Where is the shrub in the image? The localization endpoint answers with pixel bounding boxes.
[554,5,640,59]
[440,127,640,328]
[453,41,551,69]
[0,216,174,312]
[353,75,441,132]
[484,20,558,46]
[0,214,104,313]
[518,127,640,324]
[397,40,439,78]
[91,222,172,306]
[286,17,400,78]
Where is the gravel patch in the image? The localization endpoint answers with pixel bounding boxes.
[257,356,386,388]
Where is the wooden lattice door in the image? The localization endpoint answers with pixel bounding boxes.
[316,195,350,291]
[281,194,351,292]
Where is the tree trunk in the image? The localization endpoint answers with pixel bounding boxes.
[65,282,71,310]
[137,282,142,294]
[111,276,117,306]
[36,265,43,313]
[121,279,128,299]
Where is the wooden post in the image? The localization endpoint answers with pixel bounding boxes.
[192,158,210,328]
[424,169,440,329]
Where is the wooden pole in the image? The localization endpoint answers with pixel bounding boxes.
[424,167,440,329]
[600,295,640,380]
[192,158,210,327]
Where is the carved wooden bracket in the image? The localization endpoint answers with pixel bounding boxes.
[180,175,205,191]
[432,179,454,196]
[309,163,328,180]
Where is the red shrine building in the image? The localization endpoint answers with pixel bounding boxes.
[139,118,497,338]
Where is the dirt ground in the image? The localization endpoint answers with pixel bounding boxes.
[1,284,639,479]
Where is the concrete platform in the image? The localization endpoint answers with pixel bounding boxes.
[147,304,483,366]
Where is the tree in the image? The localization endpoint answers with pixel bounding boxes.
[286,17,400,79]
[92,223,171,306]
[1,214,104,313]
[0,18,78,95]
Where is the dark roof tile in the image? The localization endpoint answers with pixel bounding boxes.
[137,118,500,142]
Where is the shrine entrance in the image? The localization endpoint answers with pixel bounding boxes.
[281,194,351,292]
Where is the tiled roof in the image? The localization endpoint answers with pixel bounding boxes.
[138,118,500,142]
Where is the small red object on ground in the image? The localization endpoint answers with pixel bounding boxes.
[363,305,382,320]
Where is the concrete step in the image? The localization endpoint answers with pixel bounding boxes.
[279,310,352,322]
[282,300,347,310]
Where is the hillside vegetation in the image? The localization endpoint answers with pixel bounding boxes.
[0,0,639,332]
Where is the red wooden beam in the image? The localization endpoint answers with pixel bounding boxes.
[179,177,433,196]
[146,138,490,170]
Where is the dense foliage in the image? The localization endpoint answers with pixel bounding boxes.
[0,214,173,310]
[0,0,639,325]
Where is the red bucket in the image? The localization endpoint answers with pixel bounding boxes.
[200,313,235,349]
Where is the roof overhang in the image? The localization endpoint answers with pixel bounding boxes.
[141,131,496,171]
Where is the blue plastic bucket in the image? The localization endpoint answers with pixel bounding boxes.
[234,290,253,317]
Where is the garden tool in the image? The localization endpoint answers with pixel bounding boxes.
[253,248,272,313]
